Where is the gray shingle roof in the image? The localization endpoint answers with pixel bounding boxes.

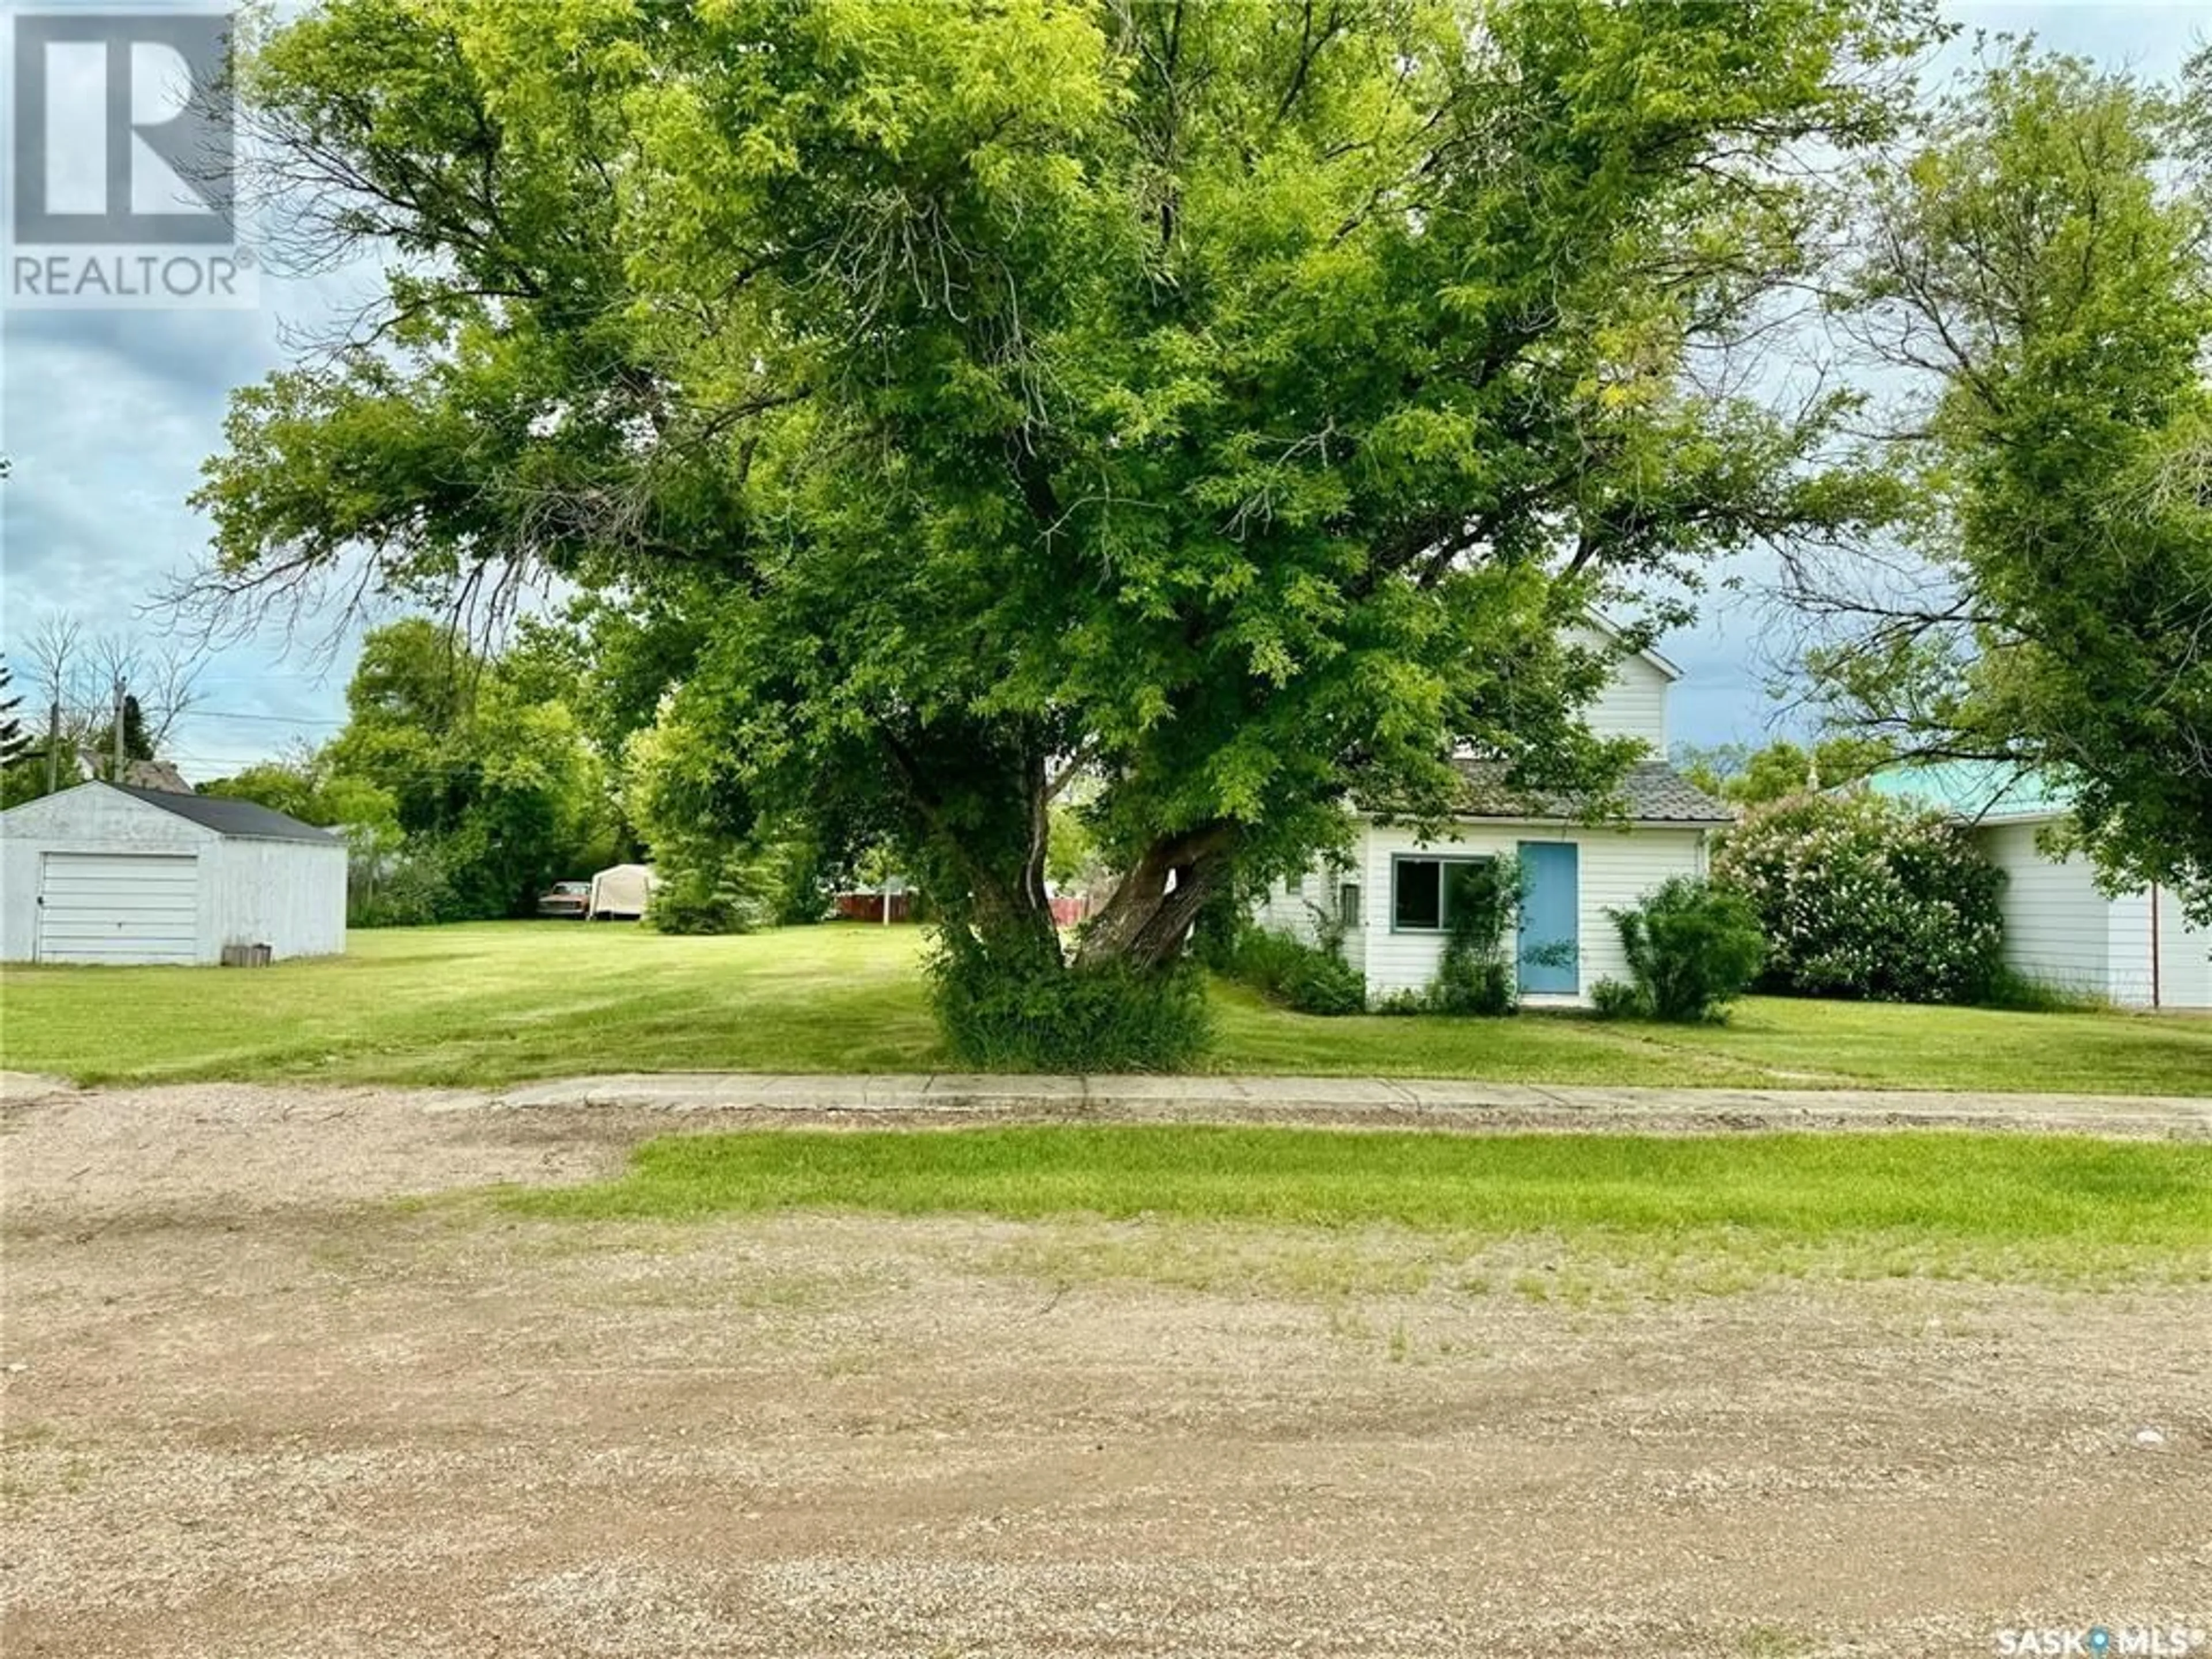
[113,785,342,844]
[1444,759,1734,824]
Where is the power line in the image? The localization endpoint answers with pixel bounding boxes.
[160,752,547,781]
[183,707,350,728]
[33,701,347,725]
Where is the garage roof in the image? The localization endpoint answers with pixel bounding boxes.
[113,785,342,844]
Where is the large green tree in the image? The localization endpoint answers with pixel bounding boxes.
[1675,735,1892,806]
[201,748,400,839]
[208,621,619,919]
[324,620,621,916]
[196,0,1929,1022]
[1805,49,2212,920]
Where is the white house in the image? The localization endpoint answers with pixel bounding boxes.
[0,783,347,966]
[1253,628,1732,1006]
[1869,765,2212,1012]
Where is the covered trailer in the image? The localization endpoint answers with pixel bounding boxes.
[588,863,657,921]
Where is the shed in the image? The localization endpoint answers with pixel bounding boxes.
[1868,764,2211,1010]
[0,783,347,965]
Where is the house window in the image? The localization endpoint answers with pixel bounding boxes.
[1338,882,1362,931]
[1391,855,1490,932]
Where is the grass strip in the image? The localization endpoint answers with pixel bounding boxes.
[504,1124,2212,1261]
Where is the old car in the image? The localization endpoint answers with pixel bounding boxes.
[535,880,592,919]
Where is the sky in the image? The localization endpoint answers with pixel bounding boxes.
[0,2,2203,782]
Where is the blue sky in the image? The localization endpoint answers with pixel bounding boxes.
[1,2,2202,779]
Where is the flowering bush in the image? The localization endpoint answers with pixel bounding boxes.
[1711,790,2005,1003]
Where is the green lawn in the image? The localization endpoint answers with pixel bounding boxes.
[3,920,2208,1094]
[503,1124,2212,1284]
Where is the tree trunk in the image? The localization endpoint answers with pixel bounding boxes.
[1074,820,1237,969]
[881,725,1064,964]
[887,723,1234,975]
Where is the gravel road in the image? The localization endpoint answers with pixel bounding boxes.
[2,1080,2207,1658]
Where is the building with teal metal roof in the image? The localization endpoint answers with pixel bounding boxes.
[1863,764,2207,1010]
[1864,762,2073,823]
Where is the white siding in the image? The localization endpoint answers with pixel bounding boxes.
[1568,625,1672,751]
[1974,823,2111,998]
[1252,870,1322,938]
[1251,866,1368,970]
[207,838,349,960]
[2106,878,2212,1012]
[1974,820,2212,1010]
[1353,820,1708,1004]
[2153,888,2212,1012]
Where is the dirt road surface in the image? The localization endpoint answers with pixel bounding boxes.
[3,1082,2207,1657]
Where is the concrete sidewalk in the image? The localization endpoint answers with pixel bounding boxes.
[490,1071,2212,1139]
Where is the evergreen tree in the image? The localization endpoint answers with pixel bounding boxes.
[0,656,28,767]
[89,694,157,770]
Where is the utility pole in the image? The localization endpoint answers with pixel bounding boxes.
[111,678,126,783]
[45,700,60,794]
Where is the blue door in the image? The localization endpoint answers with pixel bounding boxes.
[1517,842,1579,994]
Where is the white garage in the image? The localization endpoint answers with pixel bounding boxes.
[0,783,347,966]
[1870,764,2211,1011]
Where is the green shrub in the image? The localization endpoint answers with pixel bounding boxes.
[1217,896,1367,1016]
[927,929,1212,1070]
[1588,977,1647,1020]
[1429,859,1520,1016]
[649,839,828,935]
[1371,988,1431,1017]
[1711,790,2006,1003]
[1217,925,1297,990]
[646,861,759,935]
[1608,876,1766,1024]
[1222,926,1368,1015]
[1188,883,1248,971]
[351,844,460,927]
[1287,951,1366,1016]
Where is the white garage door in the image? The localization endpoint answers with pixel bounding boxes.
[37,853,202,965]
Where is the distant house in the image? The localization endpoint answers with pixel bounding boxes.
[53,749,195,794]
[1252,626,1733,1007]
[114,758,193,793]
[1869,764,2211,1011]
[0,782,346,965]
